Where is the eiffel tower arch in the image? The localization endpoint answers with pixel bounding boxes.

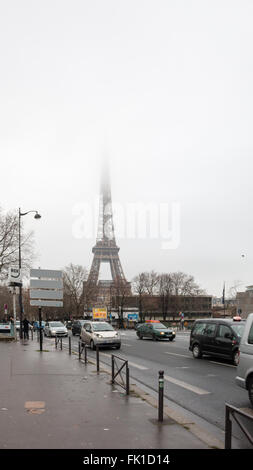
[86,160,131,306]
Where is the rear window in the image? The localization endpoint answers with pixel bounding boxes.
[231,323,245,338]
[248,322,253,345]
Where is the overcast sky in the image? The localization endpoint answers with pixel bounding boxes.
[1,1,253,297]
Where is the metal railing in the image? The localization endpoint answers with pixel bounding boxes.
[111,354,129,395]
[225,403,253,449]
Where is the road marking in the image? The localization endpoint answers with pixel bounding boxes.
[122,343,132,347]
[209,361,236,368]
[165,352,191,359]
[128,361,148,370]
[100,352,148,370]
[164,375,210,395]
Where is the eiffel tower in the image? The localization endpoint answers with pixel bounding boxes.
[87,160,131,304]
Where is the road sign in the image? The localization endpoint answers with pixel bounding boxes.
[30,269,62,279]
[30,300,63,308]
[29,268,63,308]
[92,307,107,320]
[8,266,22,286]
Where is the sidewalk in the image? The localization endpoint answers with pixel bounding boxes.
[0,338,220,450]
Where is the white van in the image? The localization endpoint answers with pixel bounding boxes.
[236,313,253,407]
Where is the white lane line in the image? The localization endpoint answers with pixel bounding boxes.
[209,361,236,368]
[128,361,148,370]
[100,352,148,370]
[164,375,210,395]
[165,352,192,359]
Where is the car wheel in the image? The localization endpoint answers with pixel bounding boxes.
[137,332,143,339]
[152,334,158,341]
[169,337,174,342]
[232,350,240,366]
[90,340,95,350]
[248,377,253,407]
[115,344,121,349]
[72,331,75,336]
[192,344,202,359]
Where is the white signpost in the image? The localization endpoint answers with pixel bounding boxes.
[30,269,63,351]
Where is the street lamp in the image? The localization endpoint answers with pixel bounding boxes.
[18,208,41,339]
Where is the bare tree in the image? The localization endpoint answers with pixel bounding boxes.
[158,273,173,321]
[63,263,88,318]
[143,270,159,295]
[132,272,147,322]
[112,277,130,328]
[0,207,34,280]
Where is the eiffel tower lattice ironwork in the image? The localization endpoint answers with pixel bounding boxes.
[87,162,130,292]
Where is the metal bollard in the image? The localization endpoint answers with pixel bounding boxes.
[78,341,81,360]
[84,343,87,364]
[126,362,130,395]
[158,370,164,422]
[96,345,99,372]
[69,336,71,355]
[225,406,232,449]
[111,355,115,384]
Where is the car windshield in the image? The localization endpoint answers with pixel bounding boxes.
[152,323,167,329]
[231,323,245,338]
[92,323,114,332]
[49,322,64,328]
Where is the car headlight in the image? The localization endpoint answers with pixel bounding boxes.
[52,330,56,334]
[160,332,165,335]
[172,331,175,335]
[95,333,103,338]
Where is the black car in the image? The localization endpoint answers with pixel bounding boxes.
[72,320,89,336]
[189,318,245,365]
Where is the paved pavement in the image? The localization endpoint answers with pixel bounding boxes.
[0,336,223,450]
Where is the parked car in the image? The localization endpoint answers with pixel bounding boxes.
[80,321,121,350]
[72,320,89,336]
[136,321,176,341]
[189,318,245,365]
[236,313,253,407]
[44,321,68,337]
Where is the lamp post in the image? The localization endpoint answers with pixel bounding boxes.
[18,208,41,339]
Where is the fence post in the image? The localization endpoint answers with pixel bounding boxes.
[126,362,130,395]
[55,337,57,349]
[112,355,115,384]
[225,405,232,449]
[158,370,164,422]
[60,338,62,350]
[84,343,87,364]
[69,336,71,355]
[96,345,99,372]
[79,341,81,360]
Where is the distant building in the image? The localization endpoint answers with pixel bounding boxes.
[236,286,253,319]
[111,294,212,324]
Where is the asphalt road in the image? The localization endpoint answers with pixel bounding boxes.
[43,329,253,448]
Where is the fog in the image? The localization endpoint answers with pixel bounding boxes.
[1,1,253,296]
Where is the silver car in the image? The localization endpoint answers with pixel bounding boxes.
[80,321,121,350]
[236,313,253,407]
[44,321,68,338]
